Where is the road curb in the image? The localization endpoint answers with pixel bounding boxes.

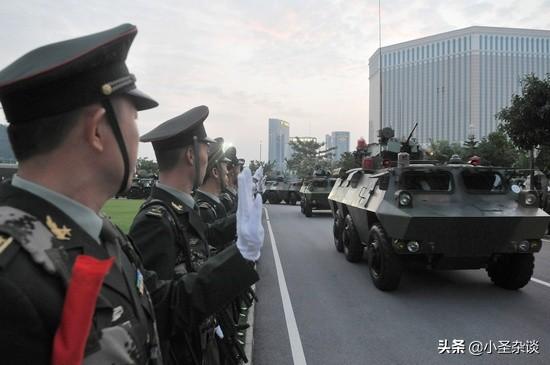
[244,284,256,365]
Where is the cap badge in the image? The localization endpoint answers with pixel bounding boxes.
[101,84,113,95]
[46,215,72,240]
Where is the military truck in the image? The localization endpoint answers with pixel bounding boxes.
[300,172,337,217]
[329,126,550,291]
[262,177,302,205]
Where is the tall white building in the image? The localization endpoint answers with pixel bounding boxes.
[268,118,290,172]
[369,26,550,144]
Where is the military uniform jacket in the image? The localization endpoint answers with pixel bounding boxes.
[130,186,214,277]
[194,190,236,251]
[220,187,237,214]
[0,183,258,365]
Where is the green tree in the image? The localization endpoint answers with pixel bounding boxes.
[463,134,479,157]
[286,137,333,178]
[136,157,158,177]
[337,152,357,171]
[248,160,276,176]
[430,140,464,163]
[476,130,519,167]
[535,146,550,173]
[497,74,550,151]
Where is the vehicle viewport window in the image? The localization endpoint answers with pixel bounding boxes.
[462,171,504,192]
[400,171,452,192]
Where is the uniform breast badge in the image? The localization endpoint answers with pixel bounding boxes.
[46,215,72,240]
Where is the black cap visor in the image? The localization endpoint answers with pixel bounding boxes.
[125,88,158,111]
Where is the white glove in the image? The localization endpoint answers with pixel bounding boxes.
[237,167,265,261]
[215,325,224,339]
[253,167,265,194]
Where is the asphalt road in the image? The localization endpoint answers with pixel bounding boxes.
[253,204,550,365]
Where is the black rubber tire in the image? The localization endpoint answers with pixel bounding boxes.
[304,201,312,217]
[333,213,344,253]
[341,215,363,262]
[486,254,534,290]
[366,224,403,291]
[270,195,282,204]
[288,193,297,206]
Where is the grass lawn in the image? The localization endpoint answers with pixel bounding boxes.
[101,198,143,233]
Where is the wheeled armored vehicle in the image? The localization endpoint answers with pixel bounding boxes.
[262,177,302,205]
[300,174,337,217]
[329,127,550,291]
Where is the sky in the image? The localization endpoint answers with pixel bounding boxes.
[1,0,550,163]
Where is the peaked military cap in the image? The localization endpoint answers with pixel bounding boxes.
[224,146,239,166]
[207,138,231,171]
[141,105,216,150]
[0,23,157,124]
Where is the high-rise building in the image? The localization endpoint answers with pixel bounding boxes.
[330,131,350,160]
[268,118,290,172]
[325,134,332,152]
[369,26,550,144]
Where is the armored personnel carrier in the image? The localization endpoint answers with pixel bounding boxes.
[329,126,550,291]
[262,177,302,205]
[300,169,337,217]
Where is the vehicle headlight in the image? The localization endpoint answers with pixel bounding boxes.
[407,241,420,253]
[398,192,412,207]
[517,240,530,252]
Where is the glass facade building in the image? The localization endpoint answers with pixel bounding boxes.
[369,26,550,143]
[268,118,290,172]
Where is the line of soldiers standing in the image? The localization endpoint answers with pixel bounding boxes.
[0,23,264,365]
[129,107,256,364]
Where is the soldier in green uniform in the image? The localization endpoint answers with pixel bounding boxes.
[195,138,237,250]
[0,24,259,365]
[220,146,241,214]
[129,108,255,364]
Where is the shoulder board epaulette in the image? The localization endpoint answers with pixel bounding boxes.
[145,205,166,218]
[0,206,57,274]
[197,201,218,218]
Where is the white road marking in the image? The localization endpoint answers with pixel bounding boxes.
[531,277,550,288]
[264,207,307,365]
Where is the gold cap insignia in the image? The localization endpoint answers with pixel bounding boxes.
[46,215,72,240]
[171,202,184,212]
[101,84,113,95]
[0,235,13,255]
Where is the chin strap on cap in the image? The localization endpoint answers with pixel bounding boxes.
[101,99,130,195]
[192,136,201,192]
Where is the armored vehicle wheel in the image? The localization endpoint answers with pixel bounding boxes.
[270,197,282,204]
[486,254,534,290]
[367,224,403,291]
[303,200,313,217]
[333,214,344,252]
[342,215,363,261]
[288,193,297,205]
